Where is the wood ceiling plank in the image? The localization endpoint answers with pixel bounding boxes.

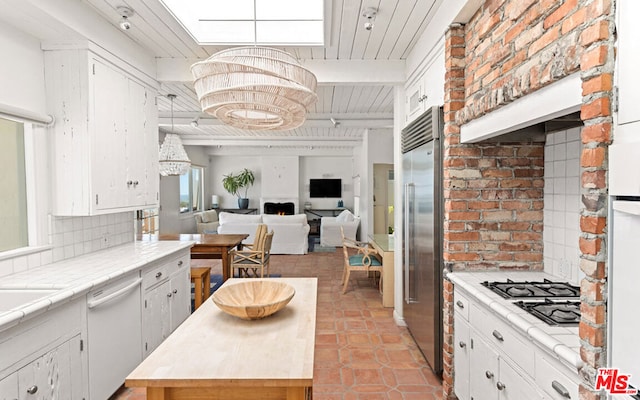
[389,0,438,59]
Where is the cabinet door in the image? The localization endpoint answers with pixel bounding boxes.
[421,50,445,110]
[16,338,81,400]
[469,335,499,400]
[92,58,129,211]
[0,373,17,400]
[143,86,159,206]
[454,315,471,400]
[617,0,640,125]
[497,358,542,400]
[169,268,191,332]
[142,281,171,357]
[125,79,149,208]
[405,79,425,124]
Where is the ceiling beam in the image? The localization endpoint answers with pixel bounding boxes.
[156,58,405,84]
[159,112,394,129]
[181,138,361,147]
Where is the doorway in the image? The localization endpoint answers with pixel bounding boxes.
[373,164,394,235]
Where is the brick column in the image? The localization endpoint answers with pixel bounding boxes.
[577,0,614,398]
[442,23,466,400]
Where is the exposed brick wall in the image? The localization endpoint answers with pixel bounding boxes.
[576,0,614,396]
[456,0,586,125]
[441,1,615,399]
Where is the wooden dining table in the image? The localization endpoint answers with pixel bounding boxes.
[149,234,249,281]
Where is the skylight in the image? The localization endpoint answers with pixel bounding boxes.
[160,0,325,46]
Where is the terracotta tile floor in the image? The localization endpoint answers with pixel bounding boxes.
[110,248,442,400]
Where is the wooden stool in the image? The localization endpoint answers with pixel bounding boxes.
[190,267,211,310]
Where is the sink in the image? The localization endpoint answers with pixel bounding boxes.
[0,289,58,312]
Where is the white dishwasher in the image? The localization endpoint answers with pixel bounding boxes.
[87,272,142,400]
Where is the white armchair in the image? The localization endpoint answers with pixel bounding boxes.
[194,210,219,234]
[320,210,360,247]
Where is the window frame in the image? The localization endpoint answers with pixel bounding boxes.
[179,165,204,214]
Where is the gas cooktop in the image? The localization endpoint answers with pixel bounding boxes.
[481,279,581,326]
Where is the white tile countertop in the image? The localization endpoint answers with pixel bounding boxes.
[0,241,193,332]
[446,270,582,371]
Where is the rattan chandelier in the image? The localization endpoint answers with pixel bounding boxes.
[191,47,318,131]
[158,94,191,176]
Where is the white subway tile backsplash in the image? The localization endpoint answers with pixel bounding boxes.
[554,143,567,160]
[544,129,582,285]
[566,140,581,159]
[566,126,581,142]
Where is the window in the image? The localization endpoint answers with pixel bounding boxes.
[159,0,324,45]
[180,166,204,213]
[0,118,28,252]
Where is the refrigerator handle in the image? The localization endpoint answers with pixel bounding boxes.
[404,183,416,304]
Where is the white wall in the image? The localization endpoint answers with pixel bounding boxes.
[209,155,264,210]
[0,23,47,115]
[299,156,354,211]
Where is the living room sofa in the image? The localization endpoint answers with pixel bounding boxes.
[216,212,310,254]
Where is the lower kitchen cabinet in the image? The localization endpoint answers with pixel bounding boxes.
[142,253,190,357]
[454,287,552,400]
[0,336,83,400]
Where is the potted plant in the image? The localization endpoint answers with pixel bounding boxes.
[222,168,255,209]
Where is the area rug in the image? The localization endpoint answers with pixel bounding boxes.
[312,246,338,253]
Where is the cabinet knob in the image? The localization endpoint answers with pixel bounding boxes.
[127,180,133,186]
[552,380,571,398]
[492,330,504,342]
[178,260,183,266]
[458,341,466,348]
[167,292,172,298]
[456,300,464,309]
[496,381,506,391]
[485,370,494,379]
[26,385,38,394]
[417,95,428,103]
[156,272,162,278]
[133,180,139,186]
[173,289,178,294]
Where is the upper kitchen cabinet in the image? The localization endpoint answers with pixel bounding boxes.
[405,44,445,126]
[616,0,640,128]
[44,42,159,216]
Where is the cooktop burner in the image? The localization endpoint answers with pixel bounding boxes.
[481,279,580,299]
[514,299,581,326]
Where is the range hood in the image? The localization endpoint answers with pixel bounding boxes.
[460,73,583,143]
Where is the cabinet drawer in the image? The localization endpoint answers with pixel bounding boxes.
[470,303,534,376]
[535,353,580,400]
[453,289,470,320]
[142,253,189,290]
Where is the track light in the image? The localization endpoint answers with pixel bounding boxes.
[190,117,199,128]
[330,117,340,128]
[117,6,134,31]
[362,7,377,31]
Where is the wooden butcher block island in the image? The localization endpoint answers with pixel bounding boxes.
[126,278,318,400]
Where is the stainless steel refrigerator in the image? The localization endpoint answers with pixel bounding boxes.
[402,106,443,374]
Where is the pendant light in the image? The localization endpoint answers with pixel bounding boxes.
[158,94,191,176]
[191,47,318,131]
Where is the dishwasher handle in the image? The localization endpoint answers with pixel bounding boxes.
[87,278,142,309]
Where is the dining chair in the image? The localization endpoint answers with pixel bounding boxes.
[230,229,274,278]
[340,226,382,294]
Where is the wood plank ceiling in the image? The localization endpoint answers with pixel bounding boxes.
[6,0,443,151]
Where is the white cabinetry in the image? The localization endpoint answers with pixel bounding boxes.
[405,44,445,125]
[142,252,190,357]
[44,43,159,216]
[0,300,84,400]
[616,0,640,126]
[453,287,565,400]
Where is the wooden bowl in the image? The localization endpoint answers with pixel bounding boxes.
[211,280,295,320]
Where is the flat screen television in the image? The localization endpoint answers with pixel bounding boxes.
[310,178,342,198]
